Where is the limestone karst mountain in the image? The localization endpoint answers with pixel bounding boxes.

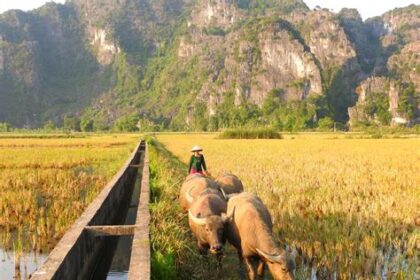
[0,0,418,129]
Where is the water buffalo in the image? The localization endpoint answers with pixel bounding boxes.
[216,173,244,197]
[225,192,295,280]
[185,173,205,181]
[179,176,222,212]
[188,192,232,269]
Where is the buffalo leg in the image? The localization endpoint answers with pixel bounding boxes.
[197,242,211,271]
[216,252,223,273]
[257,260,265,279]
[237,251,246,280]
[244,257,257,280]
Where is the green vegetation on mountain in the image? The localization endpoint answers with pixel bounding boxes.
[398,83,417,119]
[364,92,392,125]
[0,0,418,131]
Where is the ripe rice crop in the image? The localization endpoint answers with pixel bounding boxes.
[156,133,420,279]
[0,134,139,253]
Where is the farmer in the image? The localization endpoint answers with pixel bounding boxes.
[188,145,208,175]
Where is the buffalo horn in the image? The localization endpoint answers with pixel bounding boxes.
[219,187,226,199]
[188,210,206,226]
[256,248,284,263]
[186,185,196,204]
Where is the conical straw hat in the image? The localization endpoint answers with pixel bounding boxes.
[191,145,203,152]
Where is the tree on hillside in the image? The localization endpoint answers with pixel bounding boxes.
[0,122,11,132]
[398,83,417,120]
[80,118,94,132]
[63,116,81,132]
[114,114,139,132]
[318,117,334,130]
[43,121,56,131]
[364,92,392,125]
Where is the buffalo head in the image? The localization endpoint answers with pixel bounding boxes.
[188,210,233,254]
[256,248,295,280]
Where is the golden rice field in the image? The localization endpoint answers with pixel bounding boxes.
[0,134,139,253]
[157,133,420,279]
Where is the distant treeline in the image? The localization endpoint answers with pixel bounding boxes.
[218,128,283,139]
[1,120,419,137]
[0,92,419,134]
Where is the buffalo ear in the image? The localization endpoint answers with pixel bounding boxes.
[221,213,230,224]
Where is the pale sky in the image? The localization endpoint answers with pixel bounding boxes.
[304,0,420,19]
[0,0,65,14]
[0,0,419,20]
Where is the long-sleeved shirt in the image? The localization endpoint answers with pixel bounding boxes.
[188,154,207,173]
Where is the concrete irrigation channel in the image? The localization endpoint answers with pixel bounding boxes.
[31,140,151,280]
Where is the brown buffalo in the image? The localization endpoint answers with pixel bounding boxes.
[216,173,244,197]
[225,192,295,280]
[185,173,205,181]
[179,176,222,211]
[188,193,232,269]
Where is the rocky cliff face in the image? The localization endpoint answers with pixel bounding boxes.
[186,17,323,115]
[289,9,357,69]
[0,31,41,125]
[287,9,364,121]
[172,1,361,123]
[0,4,105,127]
[348,5,419,126]
[0,0,418,128]
[89,27,121,65]
[0,37,3,73]
[348,77,407,126]
[190,0,244,29]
